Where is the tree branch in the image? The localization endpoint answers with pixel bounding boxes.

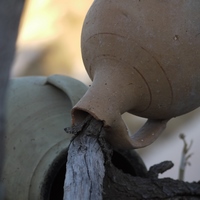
[63,116,107,200]
[64,116,200,200]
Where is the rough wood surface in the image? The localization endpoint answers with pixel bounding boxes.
[104,161,200,200]
[64,116,200,200]
[0,1,25,199]
[63,116,107,200]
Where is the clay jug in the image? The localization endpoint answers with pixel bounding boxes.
[72,0,200,149]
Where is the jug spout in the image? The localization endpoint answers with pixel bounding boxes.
[72,73,170,149]
[72,100,169,149]
[71,72,135,148]
[72,102,134,149]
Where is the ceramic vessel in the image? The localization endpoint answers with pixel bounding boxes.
[1,75,88,200]
[72,0,200,149]
[2,75,147,199]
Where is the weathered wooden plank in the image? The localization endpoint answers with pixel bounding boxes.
[63,117,106,200]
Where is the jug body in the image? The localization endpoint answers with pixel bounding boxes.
[73,0,200,149]
[81,0,200,119]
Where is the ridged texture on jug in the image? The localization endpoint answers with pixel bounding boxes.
[72,0,200,149]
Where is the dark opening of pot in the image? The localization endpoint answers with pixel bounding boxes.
[41,149,67,200]
[112,150,147,177]
[112,151,136,176]
[49,162,66,200]
[41,147,146,199]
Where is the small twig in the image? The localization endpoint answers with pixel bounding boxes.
[147,161,174,179]
[178,133,193,181]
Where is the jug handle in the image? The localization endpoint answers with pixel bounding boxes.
[129,119,170,148]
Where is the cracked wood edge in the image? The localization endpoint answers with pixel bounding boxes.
[63,117,107,200]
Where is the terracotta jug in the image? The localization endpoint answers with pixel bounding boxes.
[72,0,200,149]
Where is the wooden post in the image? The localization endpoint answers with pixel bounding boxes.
[63,116,106,200]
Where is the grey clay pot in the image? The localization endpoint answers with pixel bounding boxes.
[2,75,87,200]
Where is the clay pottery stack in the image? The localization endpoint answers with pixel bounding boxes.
[72,0,200,149]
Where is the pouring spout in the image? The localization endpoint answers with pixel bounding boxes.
[72,94,170,149]
[71,73,170,149]
[71,79,136,149]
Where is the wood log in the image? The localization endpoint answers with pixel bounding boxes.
[104,161,200,200]
[63,116,106,200]
[64,116,200,200]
